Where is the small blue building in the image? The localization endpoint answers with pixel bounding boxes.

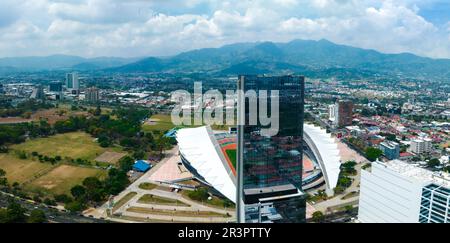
[133,160,151,172]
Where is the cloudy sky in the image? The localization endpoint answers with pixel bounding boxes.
[0,0,449,58]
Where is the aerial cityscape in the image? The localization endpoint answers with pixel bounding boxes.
[0,0,449,228]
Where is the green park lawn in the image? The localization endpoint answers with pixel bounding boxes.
[142,114,176,133]
[137,194,189,206]
[0,153,107,196]
[0,154,54,184]
[0,132,115,196]
[25,164,107,196]
[11,132,118,161]
[113,192,138,211]
[127,207,229,218]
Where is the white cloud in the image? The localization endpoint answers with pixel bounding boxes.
[0,0,448,58]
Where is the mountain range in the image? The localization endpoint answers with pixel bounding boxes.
[0,55,140,72]
[1,39,449,80]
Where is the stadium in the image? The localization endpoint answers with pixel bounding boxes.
[174,124,342,203]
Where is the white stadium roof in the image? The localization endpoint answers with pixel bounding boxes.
[303,123,341,190]
[176,124,342,202]
[176,126,236,203]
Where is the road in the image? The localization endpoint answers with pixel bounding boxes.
[311,162,364,214]
[94,146,180,218]
[0,191,107,223]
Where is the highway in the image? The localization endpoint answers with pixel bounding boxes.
[0,191,109,223]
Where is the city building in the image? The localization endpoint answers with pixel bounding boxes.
[379,141,400,160]
[49,81,63,92]
[133,160,152,173]
[337,100,354,127]
[66,73,79,91]
[328,104,338,123]
[0,84,4,94]
[237,75,306,223]
[410,138,433,154]
[30,85,45,100]
[366,126,380,135]
[86,87,100,103]
[358,160,450,223]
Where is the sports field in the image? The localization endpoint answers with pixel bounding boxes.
[26,164,107,195]
[0,154,54,184]
[0,154,106,196]
[95,151,126,164]
[0,132,116,196]
[11,132,117,161]
[225,149,237,170]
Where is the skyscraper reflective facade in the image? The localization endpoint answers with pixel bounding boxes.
[237,75,306,223]
[66,73,79,90]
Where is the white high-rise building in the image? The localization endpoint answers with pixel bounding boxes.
[328,104,338,124]
[358,160,450,223]
[410,138,432,154]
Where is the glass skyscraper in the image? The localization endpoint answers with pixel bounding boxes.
[237,75,306,223]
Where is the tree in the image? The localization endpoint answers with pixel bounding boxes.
[104,169,129,195]
[0,169,7,186]
[28,210,47,223]
[0,209,7,223]
[341,161,357,175]
[187,187,210,202]
[82,177,105,202]
[65,201,86,213]
[5,201,27,223]
[71,185,87,200]
[94,105,102,116]
[427,158,440,168]
[444,166,450,173]
[54,194,73,204]
[155,135,171,157]
[132,150,146,160]
[118,156,134,172]
[365,147,382,162]
[312,211,325,223]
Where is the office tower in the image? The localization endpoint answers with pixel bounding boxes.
[237,75,306,223]
[0,84,4,94]
[410,138,432,154]
[379,141,400,160]
[86,87,100,103]
[359,160,450,223]
[337,100,353,127]
[49,81,63,92]
[66,73,79,90]
[30,85,45,100]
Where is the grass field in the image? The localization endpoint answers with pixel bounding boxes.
[113,192,138,211]
[225,149,237,169]
[137,194,189,206]
[138,182,158,190]
[0,153,107,196]
[26,164,107,195]
[127,207,229,218]
[95,151,126,164]
[0,154,54,184]
[142,114,176,133]
[182,189,235,209]
[11,132,119,161]
[141,114,234,134]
